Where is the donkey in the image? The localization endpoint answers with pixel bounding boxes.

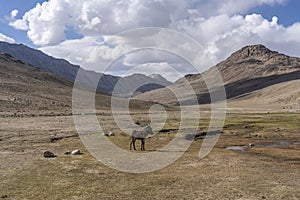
[130,125,153,151]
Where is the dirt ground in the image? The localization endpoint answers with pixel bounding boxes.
[0,109,299,200]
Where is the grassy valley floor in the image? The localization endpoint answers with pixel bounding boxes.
[0,111,299,199]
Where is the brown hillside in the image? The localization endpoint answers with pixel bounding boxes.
[0,53,158,116]
[134,44,300,108]
[0,53,114,116]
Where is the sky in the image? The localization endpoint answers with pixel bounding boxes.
[0,0,300,81]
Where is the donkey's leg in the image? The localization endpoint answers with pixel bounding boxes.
[141,139,145,151]
[133,138,137,150]
[130,137,133,150]
[140,139,143,151]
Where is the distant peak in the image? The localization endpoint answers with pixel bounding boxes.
[242,44,271,53]
[230,44,277,60]
[148,73,163,79]
[125,73,147,78]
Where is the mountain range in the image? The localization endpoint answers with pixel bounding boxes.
[0,41,171,98]
[0,52,158,116]
[134,44,300,111]
[1,41,299,112]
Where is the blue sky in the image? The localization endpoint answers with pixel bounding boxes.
[0,0,300,81]
[247,0,300,26]
[0,0,44,45]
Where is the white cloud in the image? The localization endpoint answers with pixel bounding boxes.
[39,36,103,66]
[0,33,15,43]
[7,9,28,30]
[10,0,286,46]
[174,13,300,62]
[40,37,197,81]
[113,49,197,81]
[209,0,286,16]
[9,19,28,31]
[122,50,182,66]
[120,62,185,82]
[16,1,68,46]
[10,9,18,18]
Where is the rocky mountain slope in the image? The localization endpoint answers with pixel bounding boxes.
[0,53,156,116]
[0,53,111,115]
[0,41,171,97]
[134,44,300,109]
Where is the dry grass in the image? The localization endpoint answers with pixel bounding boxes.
[0,111,300,199]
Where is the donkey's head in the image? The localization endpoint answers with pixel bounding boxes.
[143,124,153,137]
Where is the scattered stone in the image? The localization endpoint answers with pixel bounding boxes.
[71,149,81,155]
[49,137,60,143]
[1,195,8,198]
[43,150,56,158]
[249,143,255,147]
[109,132,115,136]
[104,132,115,137]
[64,151,71,155]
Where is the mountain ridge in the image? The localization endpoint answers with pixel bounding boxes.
[0,41,171,97]
[0,52,160,115]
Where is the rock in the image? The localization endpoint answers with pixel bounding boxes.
[104,132,115,137]
[249,143,255,147]
[43,151,55,158]
[64,151,71,155]
[71,149,81,155]
[0,195,8,198]
[108,132,115,136]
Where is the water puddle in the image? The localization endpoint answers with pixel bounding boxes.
[226,146,247,152]
[253,140,299,148]
[226,140,300,162]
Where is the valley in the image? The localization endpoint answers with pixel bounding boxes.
[0,43,299,199]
